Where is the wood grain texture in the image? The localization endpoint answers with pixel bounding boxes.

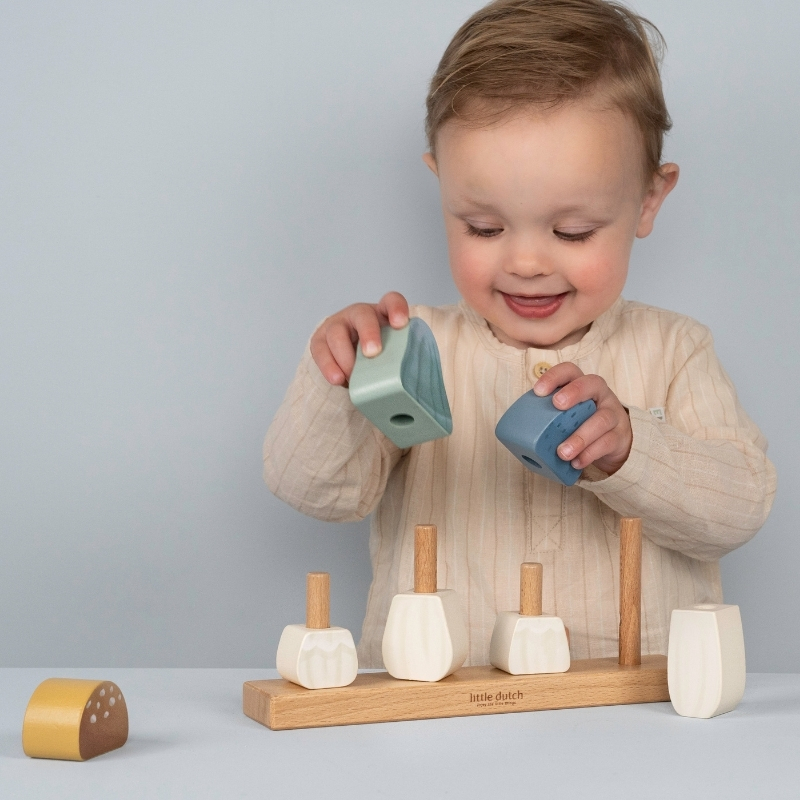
[414,525,437,594]
[243,655,668,730]
[306,572,330,630]
[519,562,543,616]
[619,518,642,666]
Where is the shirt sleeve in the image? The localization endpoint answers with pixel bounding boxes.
[578,322,777,562]
[263,343,404,522]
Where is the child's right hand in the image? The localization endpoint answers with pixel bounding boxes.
[310,291,409,386]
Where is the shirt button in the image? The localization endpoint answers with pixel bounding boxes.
[533,361,552,379]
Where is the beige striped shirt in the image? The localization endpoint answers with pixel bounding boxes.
[264,297,776,667]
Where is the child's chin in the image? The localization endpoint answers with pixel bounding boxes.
[490,319,558,350]
[505,317,588,350]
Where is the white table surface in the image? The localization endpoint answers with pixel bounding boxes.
[1,668,798,799]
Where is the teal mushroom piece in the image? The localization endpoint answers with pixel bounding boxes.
[348,318,452,449]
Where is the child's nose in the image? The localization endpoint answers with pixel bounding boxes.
[505,237,552,278]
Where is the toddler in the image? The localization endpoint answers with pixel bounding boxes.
[264,0,776,667]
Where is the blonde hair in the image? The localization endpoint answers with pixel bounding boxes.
[425,0,672,179]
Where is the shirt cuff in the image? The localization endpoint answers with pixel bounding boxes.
[576,406,656,495]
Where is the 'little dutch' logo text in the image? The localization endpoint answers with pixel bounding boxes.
[470,690,523,708]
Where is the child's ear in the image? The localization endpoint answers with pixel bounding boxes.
[636,163,679,238]
[422,152,439,177]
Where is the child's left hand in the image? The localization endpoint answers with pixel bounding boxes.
[533,363,633,477]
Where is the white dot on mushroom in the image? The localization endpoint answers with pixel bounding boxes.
[90,714,97,724]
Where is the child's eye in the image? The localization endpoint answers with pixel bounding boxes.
[554,229,597,242]
[465,223,503,238]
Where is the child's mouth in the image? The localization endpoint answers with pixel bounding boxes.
[501,292,567,319]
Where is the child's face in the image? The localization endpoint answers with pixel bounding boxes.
[424,101,678,350]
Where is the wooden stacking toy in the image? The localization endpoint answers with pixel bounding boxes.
[22,678,128,761]
[243,517,669,730]
[619,517,643,667]
[276,572,358,690]
[667,603,746,718]
[495,390,596,485]
[489,562,570,675]
[381,524,468,682]
[348,318,452,448]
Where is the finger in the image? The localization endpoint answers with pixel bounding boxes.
[346,304,384,358]
[551,374,608,411]
[532,362,584,396]
[324,322,361,381]
[310,330,348,385]
[377,291,410,329]
[569,429,620,470]
[557,405,617,462]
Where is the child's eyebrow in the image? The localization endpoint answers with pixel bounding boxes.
[452,197,610,221]
[451,198,584,217]
[452,197,502,214]
[550,203,596,214]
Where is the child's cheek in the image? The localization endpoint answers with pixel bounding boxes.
[450,243,492,293]
[573,248,628,297]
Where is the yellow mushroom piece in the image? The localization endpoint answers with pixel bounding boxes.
[22,678,128,761]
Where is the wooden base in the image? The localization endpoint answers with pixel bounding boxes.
[243,654,668,730]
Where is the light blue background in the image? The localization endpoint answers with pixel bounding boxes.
[0,1,796,669]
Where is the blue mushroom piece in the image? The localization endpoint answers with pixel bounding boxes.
[495,391,596,485]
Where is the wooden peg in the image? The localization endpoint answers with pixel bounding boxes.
[414,524,437,593]
[519,562,543,616]
[619,517,642,666]
[306,572,330,629]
